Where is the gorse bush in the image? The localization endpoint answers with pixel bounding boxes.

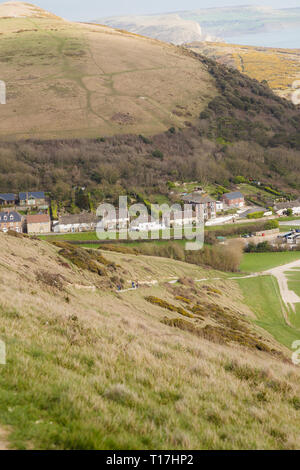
[145,296,194,318]
[53,242,112,276]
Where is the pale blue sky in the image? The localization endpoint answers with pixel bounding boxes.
[2,1,300,20]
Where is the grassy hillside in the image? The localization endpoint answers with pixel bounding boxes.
[186,42,300,100]
[0,232,299,450]
[0,3,216,140]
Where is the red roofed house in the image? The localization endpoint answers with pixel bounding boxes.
[26,214,51,234]
[221,191,245,208]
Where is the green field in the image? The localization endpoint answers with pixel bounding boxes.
[289,304,300,330]
[40,232,99,242]
[286,268,300,297]
[240,252,300,273]
[285,268,300,329]
[237,276,300,348]
[39,227,204,244]
[279,227,300,232]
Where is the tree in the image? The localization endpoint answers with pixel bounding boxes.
[265,220,279,230]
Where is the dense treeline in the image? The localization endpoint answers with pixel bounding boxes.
[1,53,300,208]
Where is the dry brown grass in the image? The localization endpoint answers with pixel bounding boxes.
[0,11,216,140]
[188,41,300,100]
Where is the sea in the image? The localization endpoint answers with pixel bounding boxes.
[226,28,300,49]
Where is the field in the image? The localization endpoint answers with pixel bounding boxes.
[240,252,300,273]
[286,268,300,298]
[237,276,300,348]
[0,10,216,140]
[285,269,300,329]
[239,254,300,340]
[0,232,300,449]
[188,42,300,100]
[39,228,200,244]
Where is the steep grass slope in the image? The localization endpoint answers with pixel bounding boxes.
[187,42,300,100]
[0,2,216,140]
[0,232,299,450]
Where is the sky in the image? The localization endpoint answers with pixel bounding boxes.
[2,0,300,20]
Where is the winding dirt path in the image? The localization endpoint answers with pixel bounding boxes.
[264,259,300,312]
[117,260,300,315]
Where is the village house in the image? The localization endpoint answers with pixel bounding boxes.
[99,209,130,231]
[130,215,166,232]
[163,209,202,228]
[274,200,300,216]
[221,191,245,208]
[0,210,23,233]
[26,214,51,234]
[181,193,217,221]
[53,213,100,233]
[0,193,16,206]
[216,201,223,212]
[19,191,48,209]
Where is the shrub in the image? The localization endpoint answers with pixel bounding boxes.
[175,295,192,305]
[247,211,264,219]
[167,181,176,190]
[139,134,151,144]
[233,176,247,184]
[36,270,64,290]
[161,317,200,334]
[289,396,300,410]
[145,296,194,318]
[265,219,279,230]
[6,230,27,239]
[151,150,164,160]
[55,243,110,276]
